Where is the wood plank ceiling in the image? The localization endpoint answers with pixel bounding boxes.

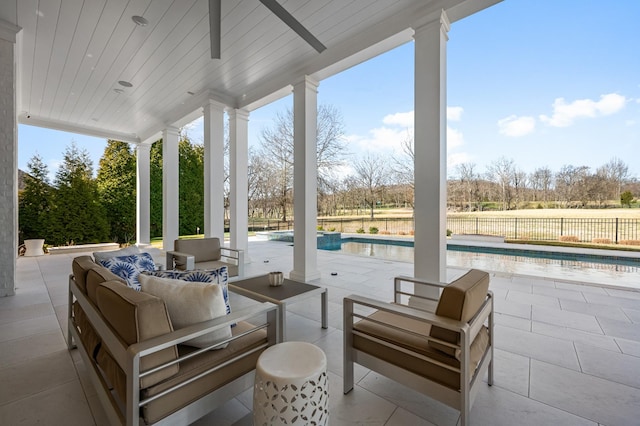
[14,0,493,143]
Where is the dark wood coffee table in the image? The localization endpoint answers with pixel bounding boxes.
[229,274,328,342]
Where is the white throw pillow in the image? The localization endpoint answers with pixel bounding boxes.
[139,274,231,349]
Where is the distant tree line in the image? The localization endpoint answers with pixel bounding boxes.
[19,105,638,246]
[447,157,637,211]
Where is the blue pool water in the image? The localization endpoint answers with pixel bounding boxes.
[323,237,640,288]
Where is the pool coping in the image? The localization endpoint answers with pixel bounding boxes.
[339,233,640,260]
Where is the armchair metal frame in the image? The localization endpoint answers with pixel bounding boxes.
[344,275,494,426]
[165,247,244,276]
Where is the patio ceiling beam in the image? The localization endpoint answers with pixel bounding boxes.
[16,114,140,144]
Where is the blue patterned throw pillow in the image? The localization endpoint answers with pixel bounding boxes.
[98,252,156,291]
[145,266,231,315]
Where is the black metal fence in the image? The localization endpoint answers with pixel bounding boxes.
[250,217,640,244]
[447,217,640,243]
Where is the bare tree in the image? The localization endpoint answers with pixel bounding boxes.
[352,154,390,219]
[455,162,479,211]
[391,132,414,188]
[555,165,590,207]
[602,157,629,204]
[530,166,554,205]
[258,104,347,221]
[486,157,515,210]
[512,168,528,209]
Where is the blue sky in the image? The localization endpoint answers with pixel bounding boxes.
[19,0,640,180]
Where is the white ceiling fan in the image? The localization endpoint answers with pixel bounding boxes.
[209,0,326,59]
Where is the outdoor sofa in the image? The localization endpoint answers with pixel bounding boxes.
[67,253,277,425]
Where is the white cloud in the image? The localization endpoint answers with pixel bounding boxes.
[448,151,471,170]
[498,115,536,137]
[447,106,464,121]
[382,111,413,127]
[539,93,626,127]
[447,126,464,148]
[347,126,412,153]
[381,107,464,128]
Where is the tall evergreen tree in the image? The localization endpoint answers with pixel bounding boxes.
[179,138,204,236]
[18,154,52,242]
[149,137,206,238]
[150,140,163,238]
[48,142,110,245]
[96,140,136,243]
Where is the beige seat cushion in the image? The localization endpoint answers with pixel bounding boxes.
[353,310,489,390]
[194,260,239,277]
[95,280,179,403]
[429,269,490,356]
[72,302,101,359]
[175,238,221,263]
[141,321,267,424]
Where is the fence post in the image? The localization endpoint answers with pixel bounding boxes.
[476,217,479,235]
[615,218,619,244]
[560,218,564,237]
[514,217,518,239]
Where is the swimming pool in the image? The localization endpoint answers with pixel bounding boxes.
[325,237,640,288]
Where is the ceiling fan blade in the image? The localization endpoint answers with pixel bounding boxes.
[259,0,326,53]
[209,0,221,59]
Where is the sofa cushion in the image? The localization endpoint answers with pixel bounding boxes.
[97,252,156,290]
[72,301,101,360]
[174,238,221,263]
[194,260,239,278]
[353,309,489,390]
[86,265,126,305]
[429,269,490,356]
[93,245,140,262]
[145,267,231,315]
[95,280,179,393]
[139,274,232,349]
[141,321,267,424]
[72,255,98,294]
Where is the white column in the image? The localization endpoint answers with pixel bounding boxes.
[290,76,321,282]
[162,127,180,251]
[0,21,19,297]
[136,143,151,246]
[228,109,250,260]
[203,100,225,240]
[414,11,450,284]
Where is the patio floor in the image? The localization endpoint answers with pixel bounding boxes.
[1,239,639,425]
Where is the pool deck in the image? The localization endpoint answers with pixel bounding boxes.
[2,239,639,425]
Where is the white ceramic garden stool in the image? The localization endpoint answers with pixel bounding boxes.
[253,341,328,425]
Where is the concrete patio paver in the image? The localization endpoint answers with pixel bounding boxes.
[1,239,638,425]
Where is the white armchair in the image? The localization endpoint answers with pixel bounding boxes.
[165,237,244,277]
[343,269,494,426]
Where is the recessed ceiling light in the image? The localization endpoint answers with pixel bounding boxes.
[118,80,133,88]
[132,15,148,26]
[114,88,124,94]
